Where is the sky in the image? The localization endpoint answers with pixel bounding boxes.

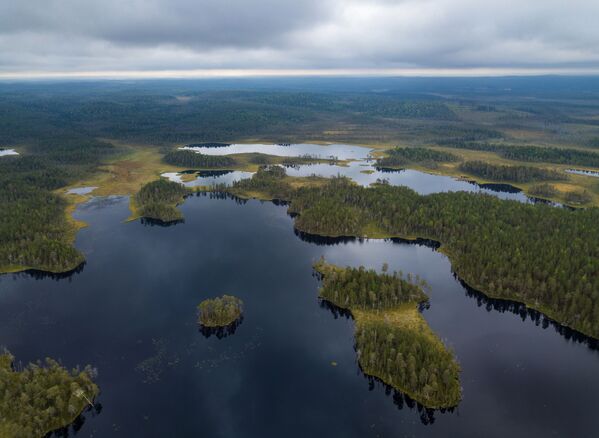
[1,0,598,78]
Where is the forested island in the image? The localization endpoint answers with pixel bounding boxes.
[134,179,191,223]
[313,260,461,408]
[376,147,458,169]
[230,168,599,339]
[0,351,99,438]
[198,295,244,327]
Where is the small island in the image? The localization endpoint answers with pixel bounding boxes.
[314,259,461,409]
[0,350,99,437]
[198,295,244,327]
[134,178,191,223]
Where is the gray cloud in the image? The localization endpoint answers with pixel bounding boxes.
[1,0,598,75]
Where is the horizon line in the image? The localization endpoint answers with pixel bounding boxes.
[2,67,599,80]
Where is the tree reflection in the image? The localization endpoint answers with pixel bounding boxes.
[319,298,455,425]
[12,262,86,282]
[457,274,599,350]
[199,316,244,339]
[48,402,103,437]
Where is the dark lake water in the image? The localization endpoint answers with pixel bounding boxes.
[0,194,597,437]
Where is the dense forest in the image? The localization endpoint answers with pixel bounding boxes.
[459,161,566,183]
[230,170,599,338]
[355,319,461,408]
[0,137,116,272]
[164,150,237,168]
[376,147,458,169]
[134,179,191,223]
[0,351,99,438]
[314,261,461,408]
[438,142,599,167]
[197,295,244,327]
[314,260,428,310]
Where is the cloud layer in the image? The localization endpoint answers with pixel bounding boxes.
[1,0,598,75]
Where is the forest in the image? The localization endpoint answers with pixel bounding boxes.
[0,351,99,438]
[459,161,566,183]
[197,295,244,327]
[134,179,191,223]
[438,142,599,167]
[314,261,461,408]
[230,170,599,339]
[314,259,428,310]
[376,147,458,169]
[163,150,237,168]
[0,137,116,272]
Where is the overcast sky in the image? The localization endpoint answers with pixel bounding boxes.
[1,0,598,77]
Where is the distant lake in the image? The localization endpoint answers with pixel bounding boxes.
[180,143,372,160]
[0,194,597,437]
[0,148,19,156]
[168,144,551,205]
[566,168,599,178]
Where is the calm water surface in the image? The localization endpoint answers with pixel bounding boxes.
[180,143,371,160]
[0,194,597,437]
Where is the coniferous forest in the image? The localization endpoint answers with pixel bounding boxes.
[0,351,99,438]
[313,261,461,408]
[231,169,599,338]
[459,161,566,183]
[134,179,191,223]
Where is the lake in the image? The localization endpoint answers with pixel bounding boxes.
[0,193,597,437]
[165,143,551,204]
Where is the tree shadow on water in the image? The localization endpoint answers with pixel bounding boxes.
[199,316,244,339]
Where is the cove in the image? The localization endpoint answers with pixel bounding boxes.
[0,194,598,437]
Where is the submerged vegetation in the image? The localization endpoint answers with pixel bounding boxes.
[0,351,99,438]
[231,169,599,339]
[376,147,458,169]
[198,295,244,327]
[459,161,566,183]
[314,261,461,408]
[134,179,191,223]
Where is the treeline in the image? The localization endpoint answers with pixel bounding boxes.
[459,161,566,183]
[163,150,236,168]
[0,137,117,272]
[314,261,461,408]
[197,295,244,327]
[0,351,99,438]
[376,147,458,168]
[134,179,191,223]
[314,260,428,310]
[230,170,599,339]
[437,141,599,167]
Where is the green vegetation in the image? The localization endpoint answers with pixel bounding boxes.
[528,183,558,198]
[565,190,593,206]
[0,351,99,438]
[314,261,461,408]
[314,259,428,310]
[376,147,458,169]
[231,170,599,339]
[0,137,116,273]
[134,179,191,223]
[438,142,599,168]
[197,295,244,327]
[164,150,237,168]
[459,161,566,183]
